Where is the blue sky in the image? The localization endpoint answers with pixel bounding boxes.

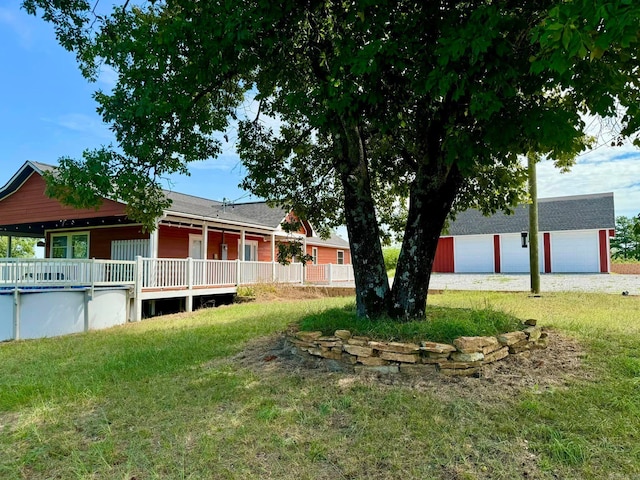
[1,2,640,220]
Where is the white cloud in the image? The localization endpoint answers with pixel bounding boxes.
[42,113,113,140]
[536,145,640,217]
[189,154,243,173]
[0,6,34,47]
[97,64,119,89]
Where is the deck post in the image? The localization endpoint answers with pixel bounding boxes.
[134,256,143,322]
[236,259,241,286]
[83,289,90,332]
[202,223,209,259]
[12,288,20,340]
[327,263,333,286]
[186,257,194,312]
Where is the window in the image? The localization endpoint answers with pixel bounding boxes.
[312,247,318,265]
[337,250,345,265]
[238,239,259,261]
[51,232,89,259]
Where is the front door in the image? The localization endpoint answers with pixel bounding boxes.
[189,235,204,259]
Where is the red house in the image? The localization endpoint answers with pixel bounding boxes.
[0,161,350,265]
[0,161,352,322]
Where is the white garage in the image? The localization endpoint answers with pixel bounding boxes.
[433,192,615,274]
[550,230,599,273]
[454,235,494,273]
[501,233,543,273]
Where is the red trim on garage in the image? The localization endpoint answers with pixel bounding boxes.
[433,237,454,273]
[543,233,551,273]
[493,235,501,273]
[599,229,609,273]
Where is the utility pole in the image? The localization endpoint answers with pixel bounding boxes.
[528,153,541,295]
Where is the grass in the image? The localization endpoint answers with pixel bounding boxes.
[300,302,521,343]
[1,291,639,479]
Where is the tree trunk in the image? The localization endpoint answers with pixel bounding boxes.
[335,119,390,318]
[390,162,462,319]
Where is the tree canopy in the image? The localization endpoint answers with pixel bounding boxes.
[0,237,37,258]
[611,215,640,261]
[25,0,640,318]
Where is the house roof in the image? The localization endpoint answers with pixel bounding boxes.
[307,233,350,249]
[0,160,55,201]
[2,161,350,248]
[446,192,615,236]
[163,192,288,229]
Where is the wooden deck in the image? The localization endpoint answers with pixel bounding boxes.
[0,257,355,322]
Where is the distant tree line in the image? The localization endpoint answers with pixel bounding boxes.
[611,215,640,261]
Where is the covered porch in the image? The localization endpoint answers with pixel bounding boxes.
[0,256,355,341]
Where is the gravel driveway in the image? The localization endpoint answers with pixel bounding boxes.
[427,273,640,295]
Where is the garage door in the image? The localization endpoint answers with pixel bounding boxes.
[550,231,599,273]
[454,235,494,273]
[501,233,544,273]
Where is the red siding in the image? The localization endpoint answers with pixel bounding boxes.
[158,225,201,258]
[44,225,148,259]
[433,238,454,273]
[543,233,551,273]
[493,235,501,273]
[306,244,350,264]
[90,225,148,259]
[599,229,609,273]
[0,173,127,225]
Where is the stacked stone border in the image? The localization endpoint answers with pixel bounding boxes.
[287,319,547,376]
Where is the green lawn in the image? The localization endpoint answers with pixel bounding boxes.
[1,292,639,479]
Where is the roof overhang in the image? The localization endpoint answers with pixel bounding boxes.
[0,215,137,237]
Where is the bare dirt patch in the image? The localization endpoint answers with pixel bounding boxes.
[232,328,591,402]
[237,284,355,303]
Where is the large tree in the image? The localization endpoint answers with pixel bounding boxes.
[0,237,37,258]
[611,215,640,261]
[25,0,640,319]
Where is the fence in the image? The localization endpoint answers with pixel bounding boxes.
[0,258,136,287]
[0,257,353,290]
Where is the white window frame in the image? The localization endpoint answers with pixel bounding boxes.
[50,231,90,259]
[189,234,204,259]
[337,250,345,265]
[238,239,259,261]
[312,247,318,265]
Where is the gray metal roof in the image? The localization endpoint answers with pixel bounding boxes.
[8,160,349,246]
[164,191,287,228]
[307,233,350,248]
[447,192,615,236]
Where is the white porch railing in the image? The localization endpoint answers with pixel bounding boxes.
[303,263,355,284]
[0,258,136,287]
[0,257,353,289]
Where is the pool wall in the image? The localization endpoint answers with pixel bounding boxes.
[0,287,131,341]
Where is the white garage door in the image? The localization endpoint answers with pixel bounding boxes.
[551,231,599,273]
[454,235,494,273]
[501,233,544,273]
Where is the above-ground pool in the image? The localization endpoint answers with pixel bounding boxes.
[0,286,131,341]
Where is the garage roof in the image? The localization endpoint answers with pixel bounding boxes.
[446,192,615,236]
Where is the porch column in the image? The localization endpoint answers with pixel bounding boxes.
[149,221,159,258]
[240,229,246,261]
[202,222,209,259]
[7,235,12,258]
